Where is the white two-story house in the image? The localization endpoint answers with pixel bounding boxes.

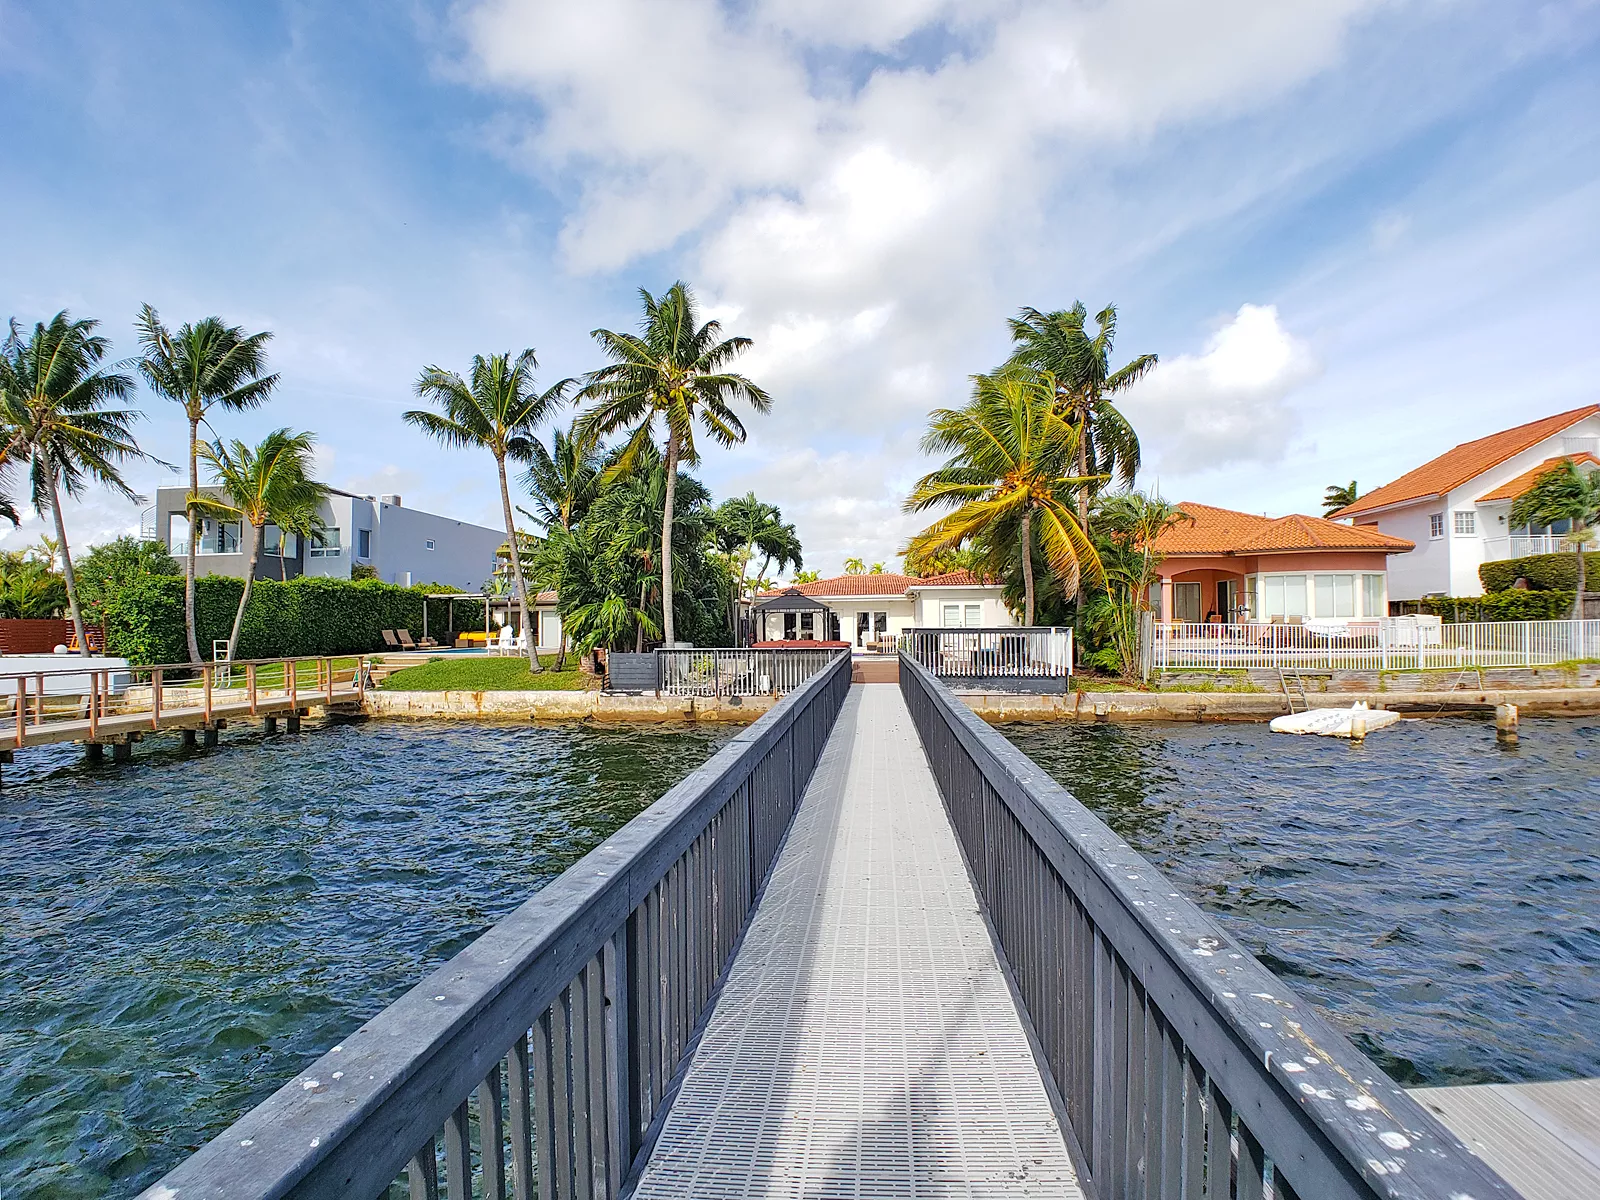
[152,485,506,592]
[1331,404,1600,599]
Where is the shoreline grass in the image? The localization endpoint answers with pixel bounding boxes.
[380,655,590,692]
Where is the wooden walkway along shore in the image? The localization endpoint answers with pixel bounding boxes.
[0,655,363,769]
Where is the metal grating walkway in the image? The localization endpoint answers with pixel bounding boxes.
[635,684,1082,1198]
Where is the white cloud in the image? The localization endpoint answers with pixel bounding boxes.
[1121,304,1317,474]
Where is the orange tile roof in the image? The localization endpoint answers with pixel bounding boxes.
[1331,404,1600,518]
[1150,502,1413,557]
[759,570,992,599]
[1476,452,1600,502]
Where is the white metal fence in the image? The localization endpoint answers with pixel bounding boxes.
[905,627,1074,680]
[1146,617,1600,675]
[656,647,842,697]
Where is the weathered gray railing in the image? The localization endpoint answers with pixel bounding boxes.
[142,650,852,1200]
[656,646,838,697]
[898,652,1516,1200]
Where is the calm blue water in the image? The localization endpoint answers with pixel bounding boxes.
[1003,716,1600,1088]
[0,719,735,1199]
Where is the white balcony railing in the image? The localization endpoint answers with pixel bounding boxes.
[1483,533,1569,561]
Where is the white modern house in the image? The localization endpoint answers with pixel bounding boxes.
[753,571,1015,649]
[151,485,505,592]
[1331,404,1600,599]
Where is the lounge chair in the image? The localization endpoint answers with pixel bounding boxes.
[396,629,417,650]
[381,629,401,650]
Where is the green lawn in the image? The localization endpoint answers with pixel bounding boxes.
[379,655,589,692]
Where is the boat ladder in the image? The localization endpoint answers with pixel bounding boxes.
[1278,667,1308,713]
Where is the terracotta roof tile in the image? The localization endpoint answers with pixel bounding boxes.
[1331,405,1600,518]
[1476,453,1600,503]
[1150,502,1413,556]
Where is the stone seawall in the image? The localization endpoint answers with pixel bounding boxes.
[957,687,1600,723]
[364,690,775,723]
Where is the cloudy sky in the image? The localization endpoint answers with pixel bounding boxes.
[2,1,1597,576]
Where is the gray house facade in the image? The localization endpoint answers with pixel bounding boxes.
[153,485,504,591]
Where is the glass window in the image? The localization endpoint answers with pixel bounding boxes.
[965,603,982,627]
[308,529,341,558]
[1362,574,1385,617]
[1430,513,1445,539]
[1280,575,1306,618]
[857,611,871,646]
[168,512,190,556]
[1245,575,1258,620]
[1453,510,1476,535]
[425,539,435,550]
[1174,582,1202,623]
[942,603,963,627]
[357,528,371,558]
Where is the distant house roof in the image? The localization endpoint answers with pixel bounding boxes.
[1151,503,1414,557]
[1476,452,1600,503]
[758,570,993,599]
[1330,404,1600,519]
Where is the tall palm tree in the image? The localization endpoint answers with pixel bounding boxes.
[1510,458,1600,618]
[136,305,279,664]
[714,493,802,643]
[195,429,325,659]
[0,313,144,656]
[1323,480,1360,515]
[522,424,601,669]
[407,350,569,668]
[905,371,1104,625]
[1093,492,1194,673]
[576,282,770,647]
[1006,303,1156,529]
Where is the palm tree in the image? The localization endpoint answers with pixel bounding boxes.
[905,371,1104,625]
[1092,492,1194,674]
[523,421,602,535]
[1323,480,1359,515]
[1510,459,1600,618]
[136,305,279,664]
[0,313,144,656]
[195,429,325,659]
[714,493,802,643]
[1006,303,1156,529]
[407,350,569,668]
[576,282,770,647]
[843,556,865,575]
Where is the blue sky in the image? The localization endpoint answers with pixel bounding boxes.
[2,0,1597,576]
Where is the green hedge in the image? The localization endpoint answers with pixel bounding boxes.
[1480,551,1597,592]
[1405,590,1575,622]
[102,575,485,665]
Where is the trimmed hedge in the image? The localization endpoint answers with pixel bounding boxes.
[1406,590,1575,622]
[102,575,486,665]
[1480,551,1597,592]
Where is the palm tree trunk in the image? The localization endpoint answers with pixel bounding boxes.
[496,456,539,670]
[661,434,679,647]
[1576,526,1587,621]
[1020,507,1036,627]
[228,524,263,660]
[46,466,90,659]
[185,415,203,665]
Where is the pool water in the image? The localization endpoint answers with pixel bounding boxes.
[0,719,736,1199]
[1002,716,1600,1089]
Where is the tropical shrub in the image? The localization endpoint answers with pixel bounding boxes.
[101,575,466,664]
[0,553,67,618]
[1479,552,1599,593]
[1409,590,1574,622]
[73,537,179,624]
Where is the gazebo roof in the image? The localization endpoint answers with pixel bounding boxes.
[752,588,831,613]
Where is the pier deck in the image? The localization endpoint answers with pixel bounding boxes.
[635,684,1081,1198]
[1410,1077,1600,1200]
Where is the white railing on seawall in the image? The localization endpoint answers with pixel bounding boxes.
[1147,617,1600,674]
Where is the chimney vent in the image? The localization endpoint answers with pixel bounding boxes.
[380,494,401,507]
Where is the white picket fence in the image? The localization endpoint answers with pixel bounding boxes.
[1145,616,1600,675]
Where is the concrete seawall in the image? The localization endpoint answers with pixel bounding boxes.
[364,689,776,723]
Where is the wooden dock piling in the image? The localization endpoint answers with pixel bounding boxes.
[1495,702,1519,747]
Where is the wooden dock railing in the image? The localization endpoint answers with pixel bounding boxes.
[138,648,853,1200]
[0,655,366,750]
[898,651,1515,1200]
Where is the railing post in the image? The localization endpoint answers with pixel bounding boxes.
[88,671,98,740]
[203,665,213,725]
[604,927,632,1195]
[152,668,162,729]
[325,657,333,706]
[34,673,43,728]
[288,659,297,708]
[15,677,24,749]
[247,663,258,716]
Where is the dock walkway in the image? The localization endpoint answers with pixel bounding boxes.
[1410,1077,1600,1200]
[635,684,1082,1198]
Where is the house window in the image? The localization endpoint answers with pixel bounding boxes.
[262,526,298,558]
[1314,574,1355,618]
[1362,574,1386,617]
[1453,511,1476,535]
[942,602,983,627]
[308,529,341,558]
[1430,513,1445,539]
[1173,582,1202,624]
[425,539,435,550]
[196,519,241,555]
[357,528,371,558]
[1261,574,1307,620]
